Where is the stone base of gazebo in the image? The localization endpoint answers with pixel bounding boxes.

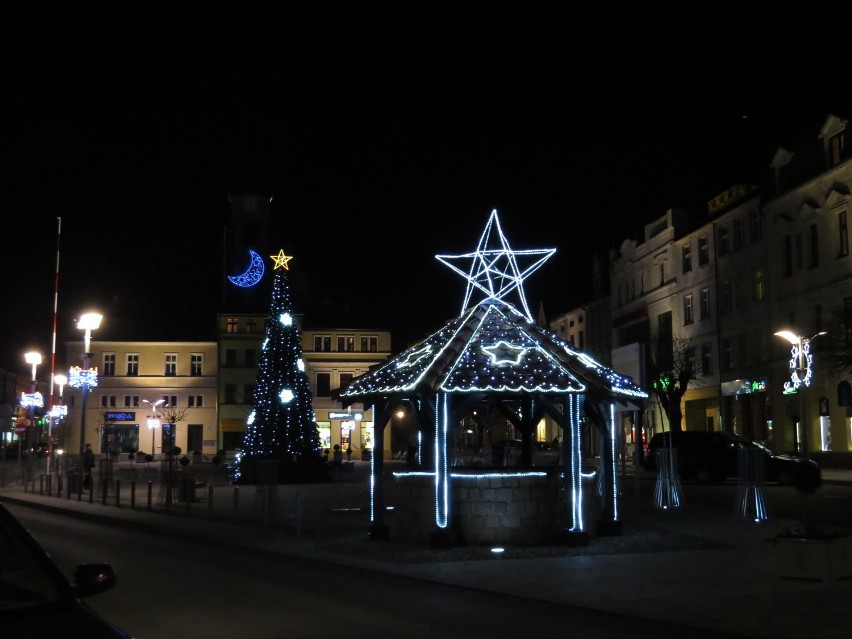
[392,469,603,546]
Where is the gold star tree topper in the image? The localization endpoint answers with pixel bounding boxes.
[270,249,293,270]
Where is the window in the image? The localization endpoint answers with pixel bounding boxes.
[578,330,585,350]
[732,219,744,251]
[224,384,236,404]
[314,335,331,352]
[165,353,177,376]
[246,318,256,333]
[126,354,139,376]
[748,209,763,243]
[188,395,203,408]
[717,226,729,256]
[681,244,692,273]
[722,338,733,372]
[190,354,203,376]
[809,224,819,268]
[337,336,355,352]
[245,348,256,368]
[360,336,378,352]
[840,211,849,257]
[339,373,353,390]
[123,395,139,408]
[163,395,177,407]
[243,384,254,403]
[752,268,765,302]
[103,353,116,376]
[720,279,732,313]
[795,232,803,269]
[225,349,238,367]
[699,288,711,320]
[100,395,117,408]
[783,235,793,277]
[316,372,331,397]
[227,317,238,333]
[701,344,713,376]
[829,132,844,166]
[683,293,694,325]
[697,236,709,266]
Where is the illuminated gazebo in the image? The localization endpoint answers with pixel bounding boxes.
[337,210,648,547]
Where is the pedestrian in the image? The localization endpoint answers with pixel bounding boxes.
[332,444,343,467]
[82,443,95,489]
[346,444,353,462]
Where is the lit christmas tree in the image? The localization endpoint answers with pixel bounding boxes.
[236,250,325,483]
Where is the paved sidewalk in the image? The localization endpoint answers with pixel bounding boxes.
[2,460,852,639]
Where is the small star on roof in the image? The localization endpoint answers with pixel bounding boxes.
[271,249,293,270]
[435,209,555,320]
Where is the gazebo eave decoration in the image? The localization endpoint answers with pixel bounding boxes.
[336,209,648,546]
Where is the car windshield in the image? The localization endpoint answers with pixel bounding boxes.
[0,512,64,611]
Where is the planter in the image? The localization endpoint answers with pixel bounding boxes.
[771,533,852,581]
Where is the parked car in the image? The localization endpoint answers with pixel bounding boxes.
[491,439,560,466]
[643,431,820,486]
[0,501,133,638]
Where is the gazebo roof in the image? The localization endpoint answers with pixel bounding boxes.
[339,298,647,402]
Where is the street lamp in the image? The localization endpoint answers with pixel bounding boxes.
[22,352,43,453]
[45,373,67,476]
[774,330,827,459]
[24,352,42,393]
[143,399,164,457]
[69,312,102,494]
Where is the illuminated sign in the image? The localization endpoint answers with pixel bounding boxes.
[105,412,135,421]
[329,411,363,420]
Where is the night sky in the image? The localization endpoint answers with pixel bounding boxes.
[3,4,851,371]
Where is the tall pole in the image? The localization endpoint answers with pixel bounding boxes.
[48,217,62,462]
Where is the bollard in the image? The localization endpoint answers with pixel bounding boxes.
[46,474,52,496]
[115,479,121,508]
[101,478,108,505]
[147,481,153,511]
[130,480,136,509]
[88,481,94,504]
[39,475,44,495]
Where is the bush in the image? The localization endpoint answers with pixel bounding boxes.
[144,454,154,463]
[179,455,190,467]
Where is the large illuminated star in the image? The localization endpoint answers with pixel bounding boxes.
[435,209,555,320]
[271,249,293,270]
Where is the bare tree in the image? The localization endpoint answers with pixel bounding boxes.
[822,304,852,379]
[647,336,700,437]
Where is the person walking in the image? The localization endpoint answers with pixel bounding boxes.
[82,443,95,489]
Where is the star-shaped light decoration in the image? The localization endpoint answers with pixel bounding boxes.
[271,249,293,270]
[436,209,555,320]
[481,340,529,366]
[396,344,433,369]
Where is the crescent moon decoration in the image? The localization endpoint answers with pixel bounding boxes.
[227,250,266,287]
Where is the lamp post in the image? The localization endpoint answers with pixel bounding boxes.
[143,399,164,457]
[70,312,102,494]
[23,352,43,455]
[774,330,827,460]
[45,373,67,476]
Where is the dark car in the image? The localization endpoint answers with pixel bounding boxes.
[0,501,133,638]
[643,431,820,486]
